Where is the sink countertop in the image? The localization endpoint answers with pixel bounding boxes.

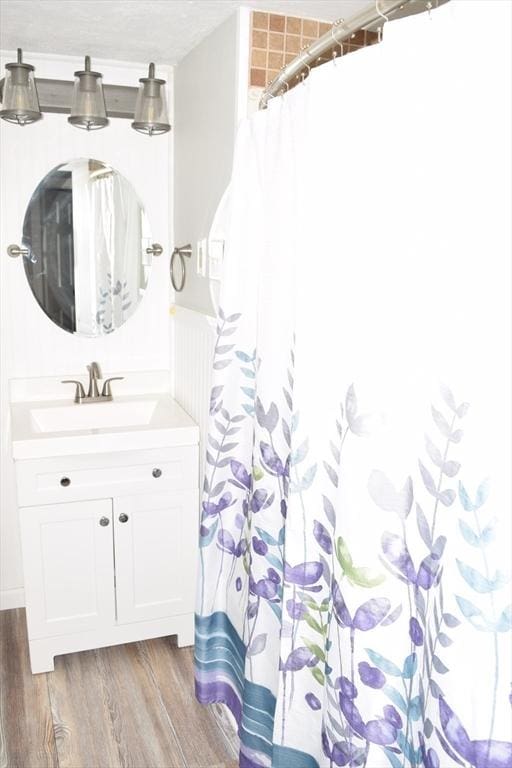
[11,394,199,460]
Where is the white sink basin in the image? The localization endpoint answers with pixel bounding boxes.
[30,399,158,433]
[10,375,199,460]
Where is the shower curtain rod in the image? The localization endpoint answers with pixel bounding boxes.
[259,0,416,109]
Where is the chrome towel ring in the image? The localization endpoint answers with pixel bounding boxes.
[170,244,192,292]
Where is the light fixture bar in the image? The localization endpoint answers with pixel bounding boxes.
[0,77,139,119]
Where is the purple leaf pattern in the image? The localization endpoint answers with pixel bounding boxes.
[197,326,511,768]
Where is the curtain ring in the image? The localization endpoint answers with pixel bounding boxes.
[170,244,192,292]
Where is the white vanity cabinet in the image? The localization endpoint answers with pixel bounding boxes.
[15,441,199,674]
[20,498,116,641]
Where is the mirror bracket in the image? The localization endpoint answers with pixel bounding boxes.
[146,243,163,257]
[7,244,29,258]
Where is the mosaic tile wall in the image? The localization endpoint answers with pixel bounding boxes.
[250,11,379,90]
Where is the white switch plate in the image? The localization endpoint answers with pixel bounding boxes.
[197,239,207,276]
[208,240,224,281]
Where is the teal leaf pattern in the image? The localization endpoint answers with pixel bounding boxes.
[456,560,509,594]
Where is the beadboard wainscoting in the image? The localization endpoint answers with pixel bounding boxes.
[173,306,216,484]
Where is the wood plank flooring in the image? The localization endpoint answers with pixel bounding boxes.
[0,609,239,768]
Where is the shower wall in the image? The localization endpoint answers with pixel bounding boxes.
[249,11,378,95]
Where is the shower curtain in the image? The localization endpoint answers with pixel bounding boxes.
[195,2,512,767]
[91,172,142,334]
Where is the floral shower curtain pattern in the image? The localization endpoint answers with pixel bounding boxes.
[195,3,512,767]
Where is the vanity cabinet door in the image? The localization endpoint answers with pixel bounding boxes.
[114,491,198,624]
[20,499,116,640]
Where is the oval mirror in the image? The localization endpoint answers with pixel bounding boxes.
[22,158,153,336]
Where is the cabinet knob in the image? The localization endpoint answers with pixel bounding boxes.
[152,468,162,478]
[99,517,110,527]
[60,477,71,487]
[119,513,129,523]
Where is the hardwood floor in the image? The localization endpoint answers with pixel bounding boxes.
[0,609,239,768]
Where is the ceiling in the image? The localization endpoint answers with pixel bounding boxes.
[0,0,373,66]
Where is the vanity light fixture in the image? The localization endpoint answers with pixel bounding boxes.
[0,48,42,125]
[132,62,171,136]
[1,53,171,136]
[68,55,108,130]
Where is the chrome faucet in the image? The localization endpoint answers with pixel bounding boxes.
[62,362,124,404]
[87,361,102,398]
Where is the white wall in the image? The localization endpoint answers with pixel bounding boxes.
[171,12,250,528]
[0,52,174,608]
[173,9,250,316]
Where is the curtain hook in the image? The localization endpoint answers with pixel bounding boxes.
[330,18,344,65]
[299,50,311,84]
[280,80,289,98]
[426,1,433,18]
[375,0,390,23]
[376,0,389,41]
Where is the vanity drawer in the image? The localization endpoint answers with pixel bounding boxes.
[15,446,199,507]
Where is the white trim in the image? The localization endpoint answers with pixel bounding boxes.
[0,50,173,82]
[173,303,216,325]
[0,588,25,610]
[236,7,251,124]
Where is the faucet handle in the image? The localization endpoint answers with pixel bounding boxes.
[62,380,86,403]
[101,377,124,399]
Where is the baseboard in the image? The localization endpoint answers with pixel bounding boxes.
[0,588,25,610]
[27,612,194,673]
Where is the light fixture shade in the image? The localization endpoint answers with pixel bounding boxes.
[68,56,108,130]
[0,49,41,125]
[132,63,171,136]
